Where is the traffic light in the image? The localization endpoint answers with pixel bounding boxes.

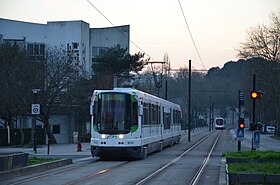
[250,91,263,99]
[250,91,258,99]
[239,118,245,129]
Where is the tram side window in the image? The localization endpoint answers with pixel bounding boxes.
[132,101,138,126]
[143,103,149,125]
[173,110,180,125]
[172,110,177,124]
[179,111,182,124]
[152,104,156,124]
[156,105,159,124]
[149,103,152,125]
[159,106,161,124]
[164,111,171,129]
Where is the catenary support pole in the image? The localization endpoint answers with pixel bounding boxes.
[188,60,191,142]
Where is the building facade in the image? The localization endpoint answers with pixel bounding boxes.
[0,18,129,78]
[0,18,130,143]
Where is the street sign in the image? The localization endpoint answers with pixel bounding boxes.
[253,130,260,148]
[31,104,40,115]
[236,128,244,141]
[239,93,244,100]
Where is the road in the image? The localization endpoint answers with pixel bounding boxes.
[2,129,234,185]
[1,128,279,185]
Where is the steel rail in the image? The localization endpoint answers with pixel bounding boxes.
[135,132,215,185]
[190,131,222,185]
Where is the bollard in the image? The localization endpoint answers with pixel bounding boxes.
[77,141,82,152]
[47,139,50,155]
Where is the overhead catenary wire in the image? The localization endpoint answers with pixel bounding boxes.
[177,0,207,70]
[86,0,155,61]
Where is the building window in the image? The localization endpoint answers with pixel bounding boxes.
[34,44,39,55]
[27,43,45,56]
[40,44,45,55]
[27,44,33,54]
[53,125,60,134]
[73,42,78,49]
[92,47,108,59]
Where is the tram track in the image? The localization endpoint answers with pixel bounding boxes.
[135,130,222,185]
[4,129,220,185]
[7,158,132,185]
[189,131,222,185]
[63,161,130,185]
[6,158,99,185]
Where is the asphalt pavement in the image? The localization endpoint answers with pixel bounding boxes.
[0,142,92,161]
[1,127,279,160]
[229,128,280,151]
[1,127,279,185]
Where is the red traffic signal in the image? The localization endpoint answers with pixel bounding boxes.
[239,118,245,129]
[239,123,245,129]
[250,91,263,99]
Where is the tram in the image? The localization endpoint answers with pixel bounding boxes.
[214,117,226,130]
[90,88,182,159]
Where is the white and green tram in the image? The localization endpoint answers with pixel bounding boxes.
[90,88,182,159]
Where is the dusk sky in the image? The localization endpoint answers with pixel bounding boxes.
[0,0,279,69]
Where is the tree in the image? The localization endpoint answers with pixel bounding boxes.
[238,11,280,61]
[0,42,91,144]
[92,45,148,88]
[36,46,79,144]
[0,43,36,128]
[238,10,280,135]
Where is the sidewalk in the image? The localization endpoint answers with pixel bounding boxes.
[0,142,92,157]
[229,128,280,151]
[0,128,209,157]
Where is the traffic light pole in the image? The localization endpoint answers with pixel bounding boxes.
[238,90,244,151]
[238,90,241,151]
[252,74,256,150]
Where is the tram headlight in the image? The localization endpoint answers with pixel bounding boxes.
[101,134,106,139]
[118,134,124,139]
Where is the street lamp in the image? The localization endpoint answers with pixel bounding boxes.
[31,88,40,153]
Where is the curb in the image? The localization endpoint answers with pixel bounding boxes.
[0,158,72,181]
[219,157,226,185]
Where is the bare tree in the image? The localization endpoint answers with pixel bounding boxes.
[238,11,280,61]
[238,10,280,135]
[36,46,79,144]
[0,43,35,127]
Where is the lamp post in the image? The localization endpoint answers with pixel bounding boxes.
[31,88,40,154]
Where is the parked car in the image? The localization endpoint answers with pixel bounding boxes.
[266,126,276,134]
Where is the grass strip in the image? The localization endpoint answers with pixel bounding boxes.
[225,150,280,159]
[228,162,280,174]
[28,156,60,165]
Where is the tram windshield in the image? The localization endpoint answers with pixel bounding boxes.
[94,92,137,134]
[216,119,224,125]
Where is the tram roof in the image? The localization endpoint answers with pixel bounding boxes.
[93,88,180,109]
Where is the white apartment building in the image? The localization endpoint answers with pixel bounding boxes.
[0,18,129,143]
[0,18,130,78]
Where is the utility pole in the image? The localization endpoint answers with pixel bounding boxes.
[211,100,214,130]
[188,60,191,142]
[209,96,212,132]
[31,88,41,154]
[165,80,167,100]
